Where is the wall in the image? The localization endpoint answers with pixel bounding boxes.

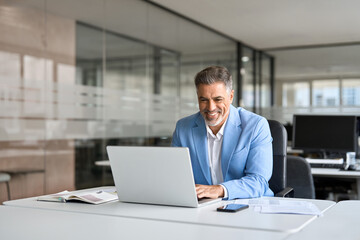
[0,2,76,202]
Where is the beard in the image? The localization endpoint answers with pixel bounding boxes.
[201,109,224,127]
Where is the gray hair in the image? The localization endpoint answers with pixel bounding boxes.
[194,66,233,94]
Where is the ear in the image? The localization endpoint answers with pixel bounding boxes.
[229,90,234,103]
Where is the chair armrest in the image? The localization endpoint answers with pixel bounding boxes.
[275,187,294,198]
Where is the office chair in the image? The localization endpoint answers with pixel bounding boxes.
[287,155,315,199]
[0,172,11,200]
[267,120,293,197]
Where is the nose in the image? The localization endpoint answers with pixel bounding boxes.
[208,100,216,111]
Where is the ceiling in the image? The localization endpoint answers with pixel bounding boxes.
[151,0,360,49]
[9,0,360,78]
[18,0,360,50]
[15,0,236,55]
[267,45,360,79]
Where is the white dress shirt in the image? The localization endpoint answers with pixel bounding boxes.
[206,120,228,198]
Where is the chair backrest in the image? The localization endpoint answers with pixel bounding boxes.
[268,120,287,194]
[287,155,315,199]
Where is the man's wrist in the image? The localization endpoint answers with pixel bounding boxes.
[217,184,225,198]
[219,184,228,199]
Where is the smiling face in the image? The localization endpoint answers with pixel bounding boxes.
[197,82,234,133]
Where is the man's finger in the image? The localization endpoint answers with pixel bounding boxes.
[196,187,204,195]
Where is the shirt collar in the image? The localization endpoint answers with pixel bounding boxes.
[206,118,228,140]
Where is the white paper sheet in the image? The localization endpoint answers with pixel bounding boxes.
[233,198,322,216]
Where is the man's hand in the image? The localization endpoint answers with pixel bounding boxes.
[195,184,224,199]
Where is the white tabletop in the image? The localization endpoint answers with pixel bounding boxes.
[311,168,360,178]
[3,187,335,233]
[286,200,360,240]
[0,206,289,240]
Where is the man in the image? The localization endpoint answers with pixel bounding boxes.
[171,66,273,200]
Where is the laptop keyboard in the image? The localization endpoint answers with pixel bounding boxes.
[198,198,216,204]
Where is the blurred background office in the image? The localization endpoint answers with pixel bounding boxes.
[0,0,359,203]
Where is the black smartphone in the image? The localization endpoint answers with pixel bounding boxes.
[217,204,249,213]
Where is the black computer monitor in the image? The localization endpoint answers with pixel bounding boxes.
[292,115,358,153]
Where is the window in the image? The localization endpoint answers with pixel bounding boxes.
[342,79,360,106]
[282,82,310,107]
[312,80,339,107]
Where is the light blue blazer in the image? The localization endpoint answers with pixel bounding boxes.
[171,105,274,200]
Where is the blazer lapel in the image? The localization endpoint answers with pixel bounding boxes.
[221,106,242,180]
[192,114,212,185]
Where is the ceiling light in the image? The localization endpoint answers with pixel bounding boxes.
[242,56,250,62]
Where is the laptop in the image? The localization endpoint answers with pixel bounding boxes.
[106,146,222,208]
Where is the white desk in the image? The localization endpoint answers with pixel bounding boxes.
[286,200,360,240]
[312,168,360,199]
[3,188,335,233]
[311,168,360,178]
[0,206,289,240]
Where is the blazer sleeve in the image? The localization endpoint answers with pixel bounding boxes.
[221,117,273,199]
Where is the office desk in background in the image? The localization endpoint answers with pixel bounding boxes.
[312,168,360,199]
[3,187,334,234]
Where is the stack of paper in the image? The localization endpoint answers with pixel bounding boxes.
[234,198,322,216]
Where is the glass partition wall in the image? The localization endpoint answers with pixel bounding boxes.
[238,45,274,115]
[267,44,360,124]
[0,0,273,200]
